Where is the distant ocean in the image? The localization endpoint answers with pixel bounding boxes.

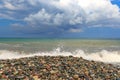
[0,38,120,63]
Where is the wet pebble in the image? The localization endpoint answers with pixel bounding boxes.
[0,56,120,79]
[73,74,79,79]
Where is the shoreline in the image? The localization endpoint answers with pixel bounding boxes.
[0,56,120,79]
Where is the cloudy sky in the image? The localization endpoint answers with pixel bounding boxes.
[0,0,120,38]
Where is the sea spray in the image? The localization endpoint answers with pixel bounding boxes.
[0,48,120,63]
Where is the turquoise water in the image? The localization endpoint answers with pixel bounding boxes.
[0,38,120,53]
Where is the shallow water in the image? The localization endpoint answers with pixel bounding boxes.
[0,38,120,63]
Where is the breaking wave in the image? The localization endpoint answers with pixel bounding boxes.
[0,48,120,63]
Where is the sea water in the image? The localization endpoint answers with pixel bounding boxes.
[0,38,120,63]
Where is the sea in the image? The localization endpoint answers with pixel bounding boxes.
[0,38,120,63]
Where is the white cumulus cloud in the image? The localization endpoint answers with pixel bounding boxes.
[24,0,120,27]
[25,9,52,25]
[0,0,120,35]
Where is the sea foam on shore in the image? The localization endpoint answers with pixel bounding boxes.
[0,48,120,63]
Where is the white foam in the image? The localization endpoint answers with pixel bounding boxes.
[0,48,120,63]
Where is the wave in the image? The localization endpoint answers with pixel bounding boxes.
[0,48,120,63]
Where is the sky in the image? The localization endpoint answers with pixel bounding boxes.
[0,0,120,38]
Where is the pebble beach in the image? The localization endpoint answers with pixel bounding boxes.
[0,56,120,80]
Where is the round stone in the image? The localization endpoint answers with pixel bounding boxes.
[73,74,79,79]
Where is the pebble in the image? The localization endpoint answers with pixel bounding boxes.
[33,75,39,80]
[0,56,119,79]
[73,74,79,79]
[15,76,25,79]
[50,70,57,74]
